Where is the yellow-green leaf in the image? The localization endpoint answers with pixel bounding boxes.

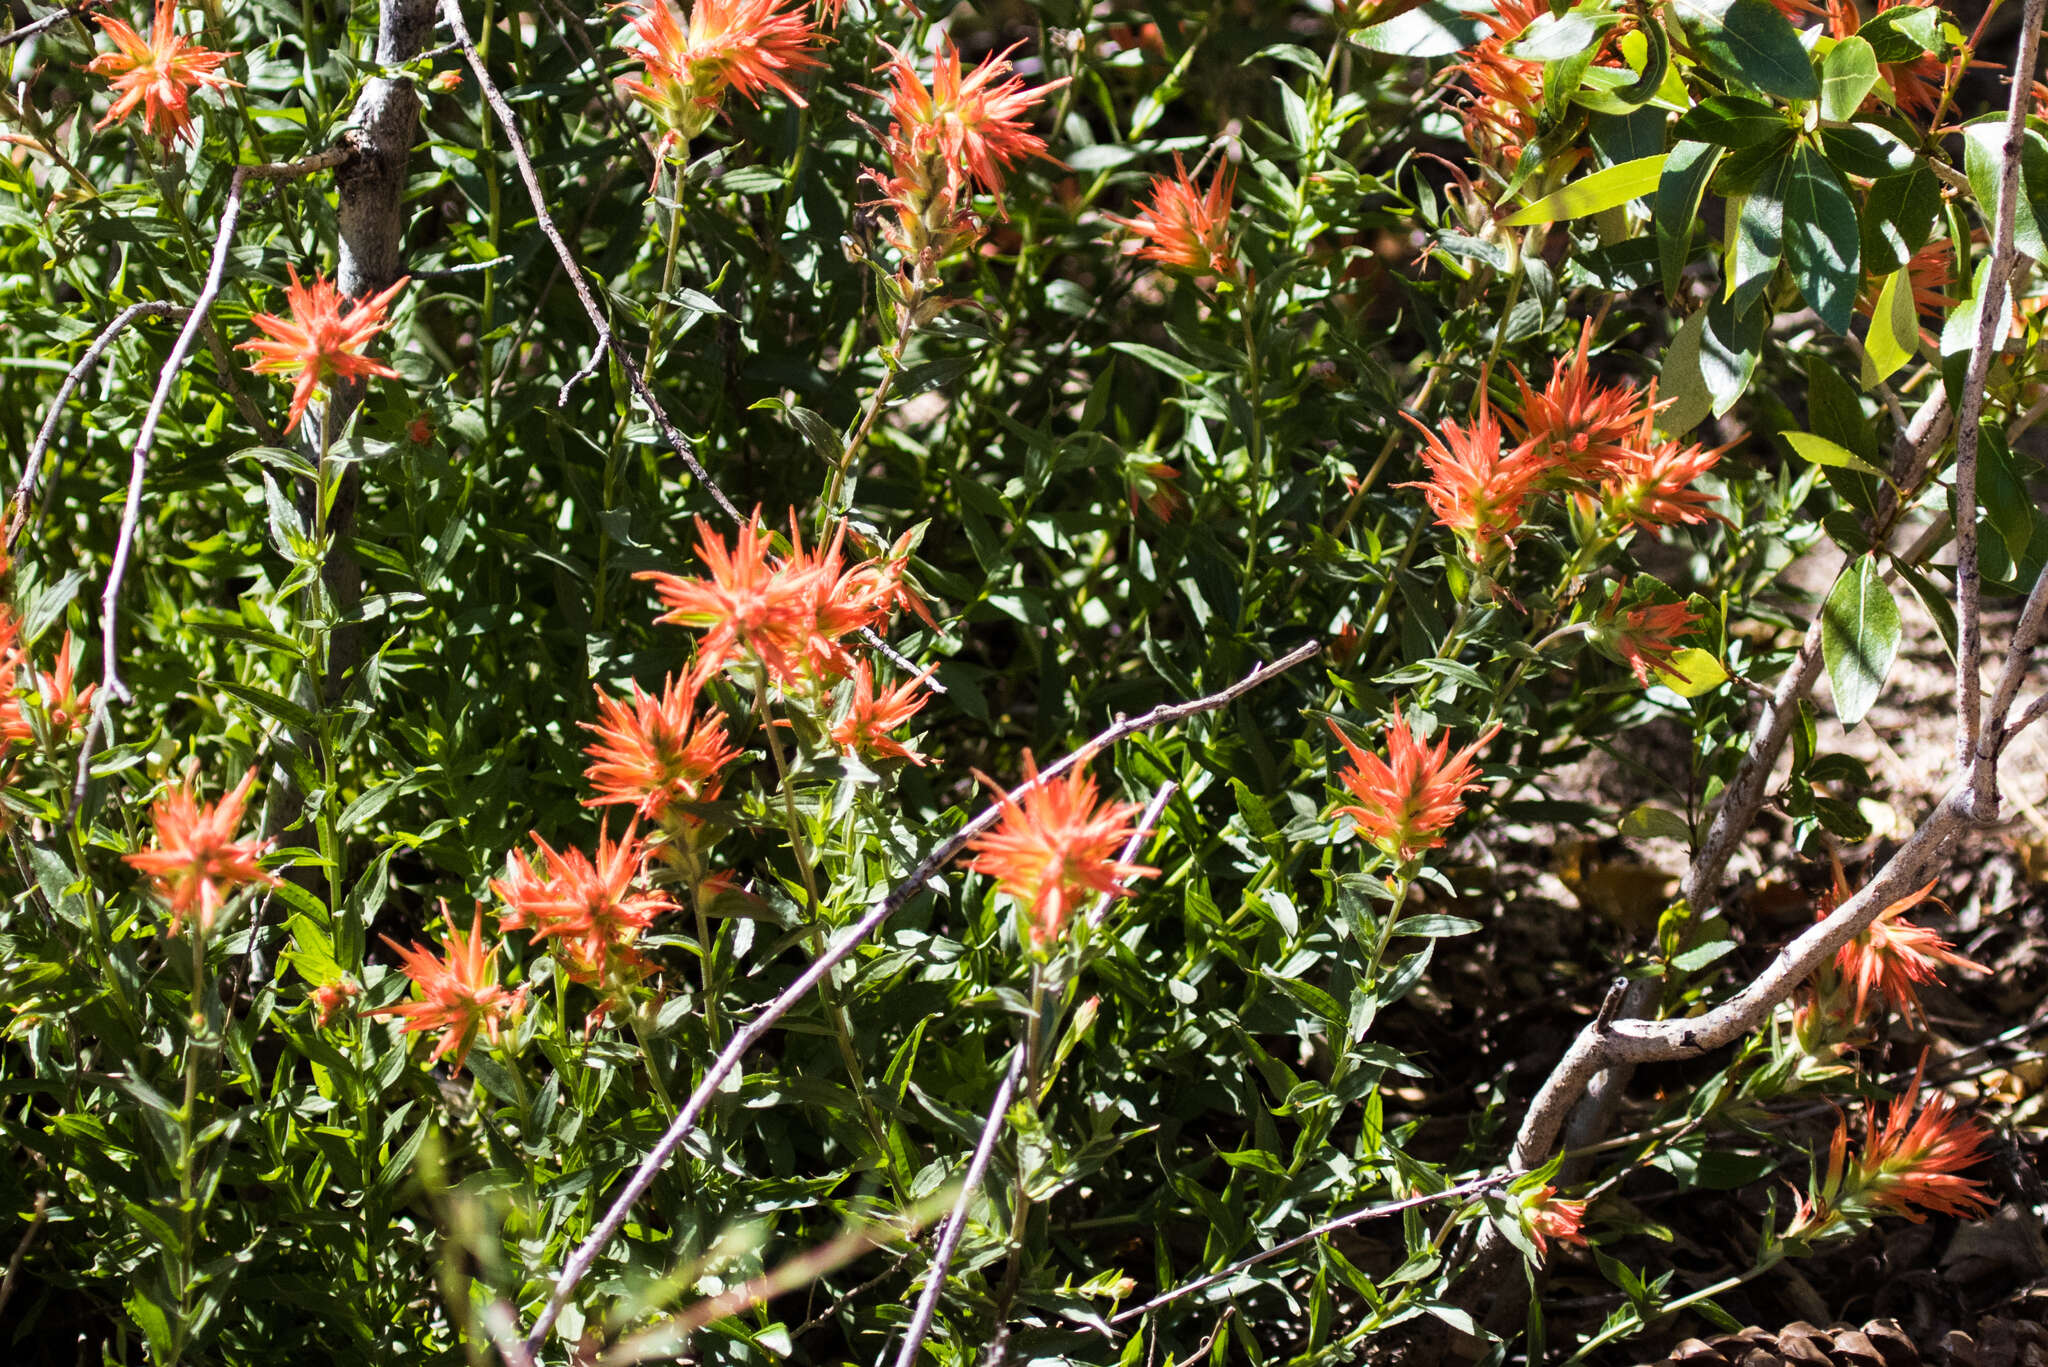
[1656,648,1729,697]
[1860,267,1917,388]
[1784,430,1890,481]
[1504,154,1669,226]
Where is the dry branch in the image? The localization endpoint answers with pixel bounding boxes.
[519,639,1324,1354]
[70,146,355,813]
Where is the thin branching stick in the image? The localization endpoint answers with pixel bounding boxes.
[0,0,95,46]
[891,783,1174,1367]
[1109,1174,1510,1326]
[890,1053,1025,1367]
[520,639,1323,1354]
[9,300,185,554]
[70,146,354,813]
[1955,0,2048,803]
[436,0,741,524]
[1982,554,2048,761]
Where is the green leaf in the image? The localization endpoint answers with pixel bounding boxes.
[1859,163,1940,274]
[1784,431,1890,480]
[1782,145,1861,334]
[1861,267,1919,388]
[1349,2,1485,56]
[1658,308,1714,435]
[1700,293,1766,417]
[1858,3,1939,61]
[1821,555,1901,727]
[1503,153,1667,225]
[1819,37,1879,122]
[1621,805,1693,841]
[215,680,319,736]
[1658,648,1730,696]
[1672,95,1787,148]
[1962,119,2048,264]
[1657,141,1721,299]
[1729,155,1792,319]
[1820,122,1917,178]
[1510,7,1617,60]
[1669,0,1820,100]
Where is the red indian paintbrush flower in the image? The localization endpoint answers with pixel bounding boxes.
[492,829,674,986]
[1522,1185,1590,1260]
[33,631,96,736]
[1789,1058,1993,1240]
[1326,709,1498,863]
[616,0,820,150]
[1448,0,1547,173]
[1104,155,1241,282]
[1818,871,1985,1026]
[1595,587,1702,686]
[1507,319,1656,483]
[308,978,361,1028]
[967,752,1158,950]
[0,611,29,748]
[124,768,277,937]
[871,40,1066,208]
[582,668,740,825]
[88,0,239,147]
[638,512,924,694]
[1399,408,1545,564]
[1601,394,1730,533]
[367,906,525,1071]
[238,267,408,435]
[831,660,934,766]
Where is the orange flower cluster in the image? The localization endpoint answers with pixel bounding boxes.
[637,512,928,701]
[1593,586,1702,686]
[860,41,1065,284]
[88,0,238,147]
[1788,1060,1992,1241]
[367,907,527,1071]
[494,829,677,988]
[0,600,95,781]
[124,768,279,938]
[238,267,408,435]
[966,751,1158,951]
[1401,322,1728,565]
[831,661,934,766]
[582,664,741,825]
[616,0,821,155]
[1521,1184,1590,1260]
[1800,869,1985,1040]
[1104,155,1241,283]
[1449,0,1548,175]
[1325,708,1498,864]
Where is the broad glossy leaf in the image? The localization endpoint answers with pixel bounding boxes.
[1819,37,1879,122]
[1669,0,1821,100]
[1783,431,1889,480]
[1350,2,1485,56]
[1821,555,1901,727]
[1728,155,1792,319]
[1859,163,1939,274]
[1860,267,1918,388]
[1504,153,1667,224]
[1657,140,1721,299]
[1782,145,1860,334]
[1673,94,1788,148]
[1962,119,2048,263]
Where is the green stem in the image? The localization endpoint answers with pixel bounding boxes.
[172,927,209,1362]
[1238,293,1267,582]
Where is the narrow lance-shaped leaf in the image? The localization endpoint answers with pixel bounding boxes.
[1821,554,1901,727]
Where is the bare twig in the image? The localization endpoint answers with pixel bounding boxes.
[0,1192,50,1320]
[0,0,95,46]
[69,146,354,815]
[1108,1174,1510,1325]
[2008,689,2048,746]
[1089,782,1176,930]
[1955,0,2048,809]
[9,301,186,553]
[437,0,742,525]
[1982,554,2048,760]
[521,640,1323,1354]
[891,1053,1025,1367]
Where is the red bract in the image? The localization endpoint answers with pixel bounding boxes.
[1398,408,1544,564]
[33,631,97,736]
[1791,1060,1993,1239]
[124,768,277,937]
[1325,709,1498,863]
[1448,0,1547,173]
[1822,875,1985,1025]
[88,0,239,147]
[1507,320,1655,483]
[582,668,740,825]
[1523,1185,1590,1260]
[1104,155,1240,281]
[831,661,934,766]
[238,268,407,435]
[966,753,1158,950]
[617,0,820,150]
[367,907,525,1071]
[872,40,1066,208]
[638,512,923,694]
[492,829,674,986]
[1601,399,1730,533]
[309,979,361,1028]
[1597,587,1701,686]
[1126,461,1185,521]
[0,611,28,748]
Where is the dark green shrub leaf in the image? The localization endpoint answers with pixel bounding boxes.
[1782,145,1861,334]
[1669,0,1820,100]
[1821,555,1901,727]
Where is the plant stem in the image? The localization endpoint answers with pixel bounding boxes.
[1238,292,1267,582]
